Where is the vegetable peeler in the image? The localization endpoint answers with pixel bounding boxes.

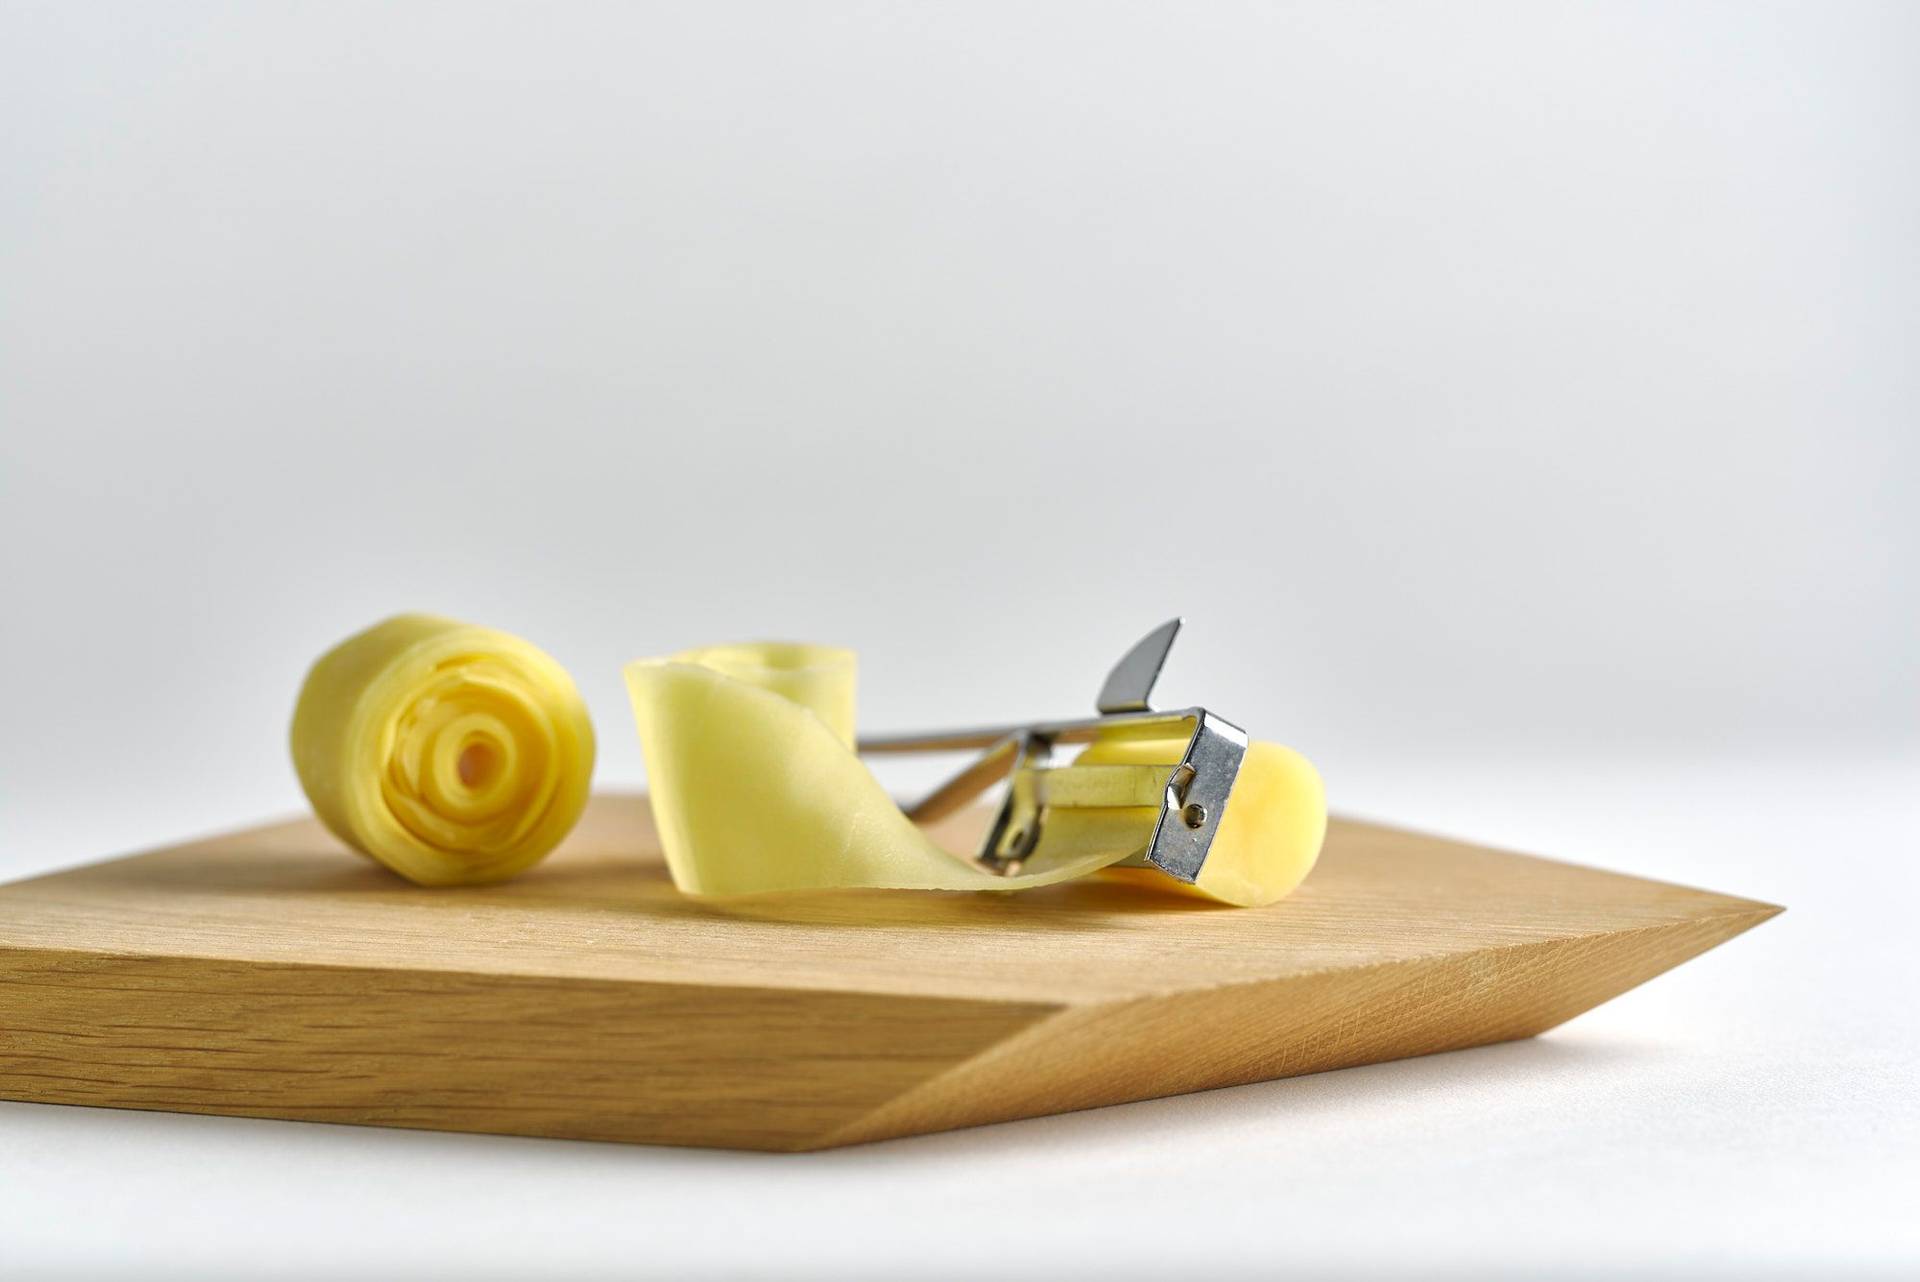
[858,619,1248,883]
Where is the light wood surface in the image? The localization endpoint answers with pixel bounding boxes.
[0,794,1778,1150]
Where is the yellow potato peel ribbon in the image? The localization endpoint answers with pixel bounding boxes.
[624,644,1131,897]
[625,642,1328,904]
[291,614,595,885]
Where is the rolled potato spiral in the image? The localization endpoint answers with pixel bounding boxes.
[291,614,595,885]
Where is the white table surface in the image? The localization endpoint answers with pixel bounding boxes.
[3,752,1915,1280]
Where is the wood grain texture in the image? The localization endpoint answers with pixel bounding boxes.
[0,794,1778,1150]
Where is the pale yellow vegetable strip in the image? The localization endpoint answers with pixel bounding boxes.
[291,614,596,885]
[624,646,1128,897]
[668,642,858,748]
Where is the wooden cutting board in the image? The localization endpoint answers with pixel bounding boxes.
[0,794,1777,1151]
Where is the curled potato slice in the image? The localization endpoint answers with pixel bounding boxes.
[624,644,1128,897]
[291,614,595,885]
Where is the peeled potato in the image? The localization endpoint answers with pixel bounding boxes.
[624,644,1130,897]
[291,614,595,885]
[1075,736,1327,907]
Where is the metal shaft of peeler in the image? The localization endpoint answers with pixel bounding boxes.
[857,708,1200,756]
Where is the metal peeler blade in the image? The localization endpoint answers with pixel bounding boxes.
[858,619,1247,884]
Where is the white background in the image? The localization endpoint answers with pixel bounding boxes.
[1,3,1914,1278]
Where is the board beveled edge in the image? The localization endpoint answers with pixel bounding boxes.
[809,898,1781,1149]
[0,944,1064,1153]
[1,894,1775,1152]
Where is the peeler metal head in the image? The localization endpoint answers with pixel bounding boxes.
[857,620,1248,884]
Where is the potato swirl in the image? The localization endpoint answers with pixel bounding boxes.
[624,642,1128,897]
[291,614,595,885]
